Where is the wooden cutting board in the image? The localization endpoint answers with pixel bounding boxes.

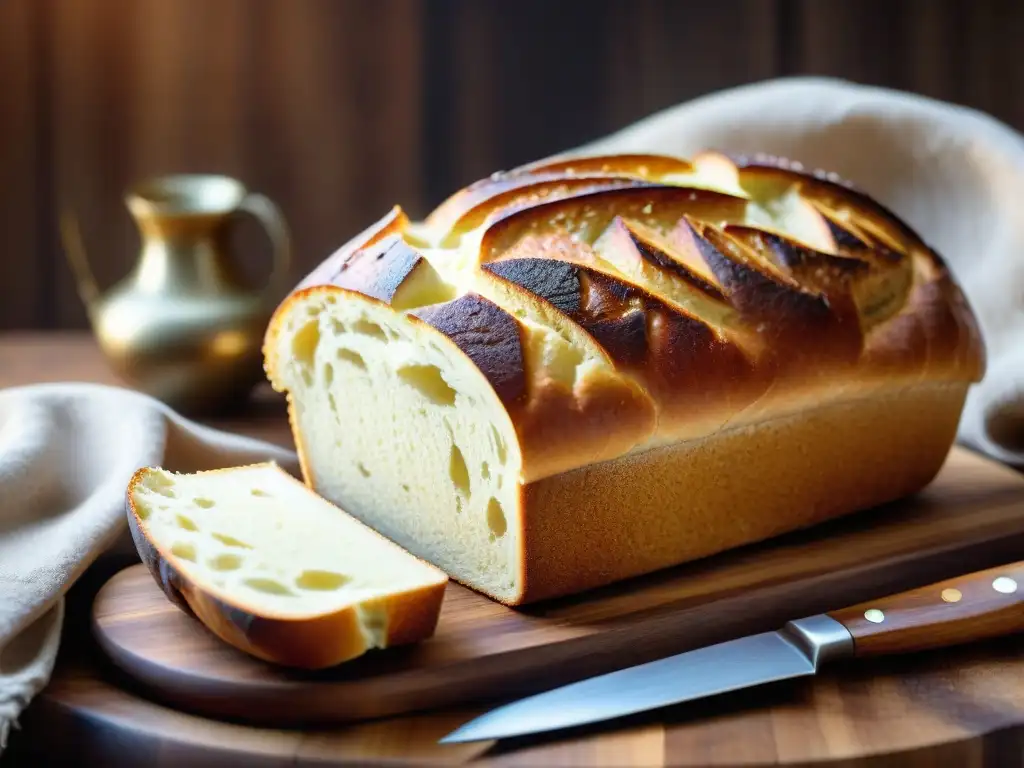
[91,446,1024,733]
[19,635,1024,767]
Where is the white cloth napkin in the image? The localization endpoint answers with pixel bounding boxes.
[4,76,1024,753]
[575,76,1024,467]
[0,382,298,751]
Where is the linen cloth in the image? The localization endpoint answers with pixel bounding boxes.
[0,382,298,750]
[3,76,1024,752]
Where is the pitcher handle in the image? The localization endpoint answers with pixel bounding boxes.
[237,193,292,298]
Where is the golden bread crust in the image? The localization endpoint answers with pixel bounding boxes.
[518,380,967,603]
[264,150,986,605]
[294,205,410,294]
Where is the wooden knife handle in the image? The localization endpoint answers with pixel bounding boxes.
[826,560,1024,657]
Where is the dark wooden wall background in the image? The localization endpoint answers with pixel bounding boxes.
[2,0,1023,330]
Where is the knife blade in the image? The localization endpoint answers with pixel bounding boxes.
[440,559,1024,744]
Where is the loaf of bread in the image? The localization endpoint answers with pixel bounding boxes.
[126,463,448,668]
[263,150,985,606]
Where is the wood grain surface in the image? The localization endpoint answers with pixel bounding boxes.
[89,446,1024,733]
[6,1,1024,332]
[13,566,1024,767]
[5,332,1024,766]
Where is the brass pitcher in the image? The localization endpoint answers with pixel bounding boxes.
[61,174,292,415]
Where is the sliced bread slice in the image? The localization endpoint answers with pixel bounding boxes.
[126,462,449,669]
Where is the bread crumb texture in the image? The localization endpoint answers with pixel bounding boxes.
[129,463,447,639]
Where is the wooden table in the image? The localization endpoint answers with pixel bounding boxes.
[0,331,291,445]
[2,331,1024,767]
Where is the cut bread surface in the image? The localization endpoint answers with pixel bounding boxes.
[127,462,448,667]
[263,150,986,605]
[268,291,525,603]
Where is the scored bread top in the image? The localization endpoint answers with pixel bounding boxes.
[266,150,986,482]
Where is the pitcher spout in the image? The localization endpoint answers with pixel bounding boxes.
[59,209,103,319]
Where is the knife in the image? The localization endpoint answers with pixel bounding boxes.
[440,559,1024,744]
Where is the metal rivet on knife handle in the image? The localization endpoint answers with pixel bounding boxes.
[993,577,1018,594]
[825,560,1024,657]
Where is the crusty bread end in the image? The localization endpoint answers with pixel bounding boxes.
[126,462,448,669]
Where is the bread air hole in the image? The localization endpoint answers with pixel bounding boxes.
[211,532,253,549]
[193,498,215,509]
[330,318,345,333]
[323,362,335,387]
[135,500,153,520]
[357,462,371,477]
[171,542,197,562]
[146,473,173,487]
[491,424,508,465]
[295,570,351,591]
[250,488,271,498]
[292,319,321,367]
[397,364,457,406]
[353,318,388,342]
[328,393,338,413]
[337,347,367,370]
[176,514,199,532]
[481,461,490,481]
[244,578,294,596]
[487,497,507,539]
[209,553,244,572]
[449,444,471,498]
